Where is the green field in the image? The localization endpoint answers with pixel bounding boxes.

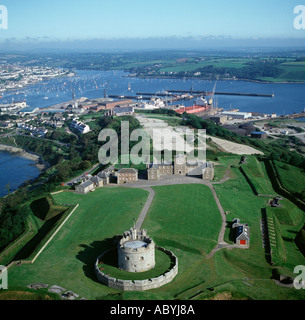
[6,187,149,300]
[241,157,276,195]
[273,161,305,199]
[157,57,305,82]
[159,58,250,73]
[4,168,305,300]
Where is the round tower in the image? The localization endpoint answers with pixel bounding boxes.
[118,227,155,273]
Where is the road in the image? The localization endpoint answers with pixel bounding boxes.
[64,163,100,186]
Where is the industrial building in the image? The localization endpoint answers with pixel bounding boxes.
[221,111,252,120]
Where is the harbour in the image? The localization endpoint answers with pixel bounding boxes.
[0,69,302,116]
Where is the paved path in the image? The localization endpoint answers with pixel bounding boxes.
[134,187,155,229]
[121,175,231,258]
[109,171,245,258]
[64,163,100,186]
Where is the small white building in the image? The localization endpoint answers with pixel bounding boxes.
[70,120,90,134]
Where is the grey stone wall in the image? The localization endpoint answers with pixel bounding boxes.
[95,247,178,291]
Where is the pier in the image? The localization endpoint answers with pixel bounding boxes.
[109,93,203,104]
[167,90,274,98]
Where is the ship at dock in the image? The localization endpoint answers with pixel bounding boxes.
[175,96,212,114]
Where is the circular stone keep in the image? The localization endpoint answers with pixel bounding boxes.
[118,227,155,273]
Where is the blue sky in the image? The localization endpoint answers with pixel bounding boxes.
[0,0,304,49]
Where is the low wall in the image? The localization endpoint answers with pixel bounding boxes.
[95,247,178,291]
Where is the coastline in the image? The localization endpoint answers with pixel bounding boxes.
[0,144,49,172]
[127,74,305,84]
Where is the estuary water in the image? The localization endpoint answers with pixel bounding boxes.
[1,69,305,196]
[1,69,305,115]
[0,151,40,198]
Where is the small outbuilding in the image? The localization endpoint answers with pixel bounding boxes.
[232,218,250,246]
[251,131,267,140]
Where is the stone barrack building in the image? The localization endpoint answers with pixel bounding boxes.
[117,168,139,184]
[147,154,214,181]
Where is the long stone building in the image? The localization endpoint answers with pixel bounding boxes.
[147,154,214,181]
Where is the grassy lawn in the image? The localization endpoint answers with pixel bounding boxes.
[6,187,149,300]
[241,156,276,195]
[213,155,241,182]
[210,165,305,300]
[273,161,305,198]
[4,175,305,300]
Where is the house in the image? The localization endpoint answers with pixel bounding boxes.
[70,120,90,134]
[90,176,104,188]
[97,171,110,185]
[75,175,103,194]
[117,168,138,184]
[75,179,95,194]
[232,218,250,246]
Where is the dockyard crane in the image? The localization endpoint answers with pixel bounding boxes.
[211,81,217,110]
[104,80,111,98]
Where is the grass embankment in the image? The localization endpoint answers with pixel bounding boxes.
[5,187,149,300]
[0,196,70,265]
[240,156,276,196]
[273,161,305,201]
[210,158,305,299]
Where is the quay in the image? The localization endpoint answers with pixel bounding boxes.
[167,90,274,98]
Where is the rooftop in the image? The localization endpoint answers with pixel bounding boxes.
[124,240,147,249]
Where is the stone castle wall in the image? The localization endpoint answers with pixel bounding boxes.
[95,247,178,291]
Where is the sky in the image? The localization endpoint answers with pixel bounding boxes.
[0,0,305,50]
